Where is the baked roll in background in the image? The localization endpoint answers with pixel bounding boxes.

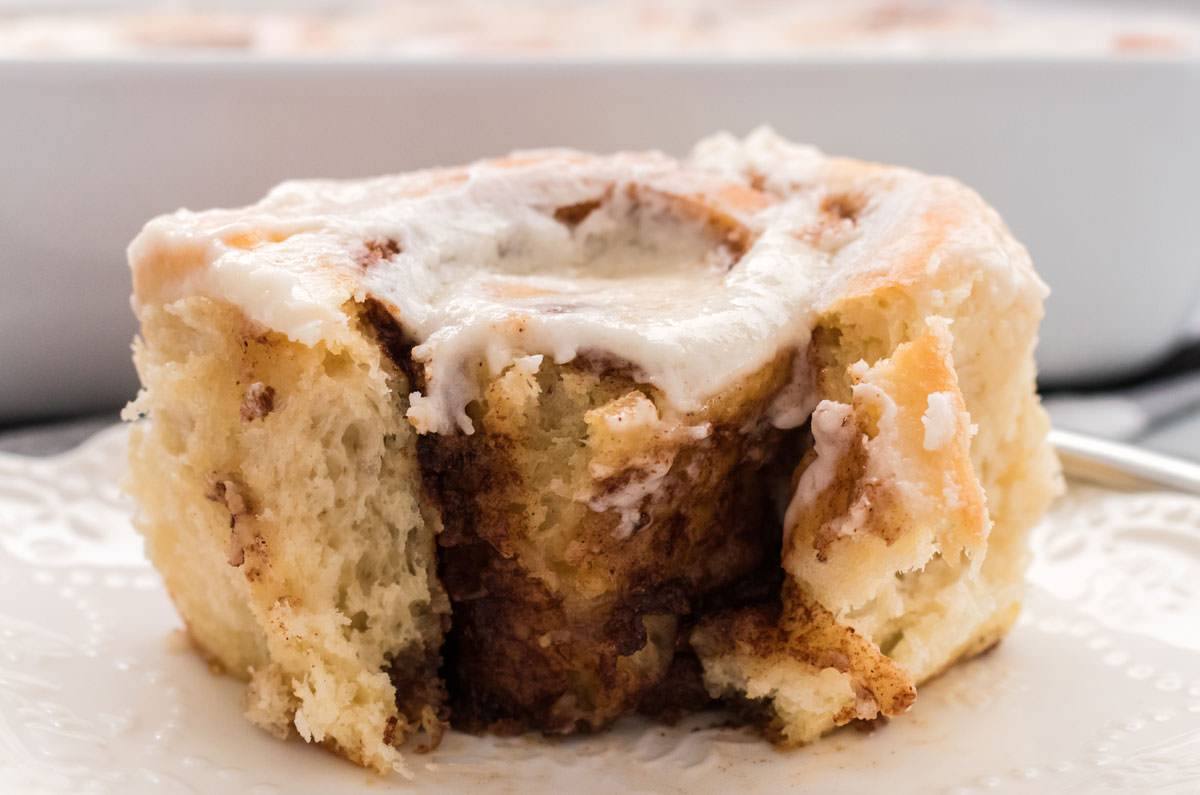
[123,129,1059,775]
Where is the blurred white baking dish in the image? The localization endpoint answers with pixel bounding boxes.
[1,55,1197,421]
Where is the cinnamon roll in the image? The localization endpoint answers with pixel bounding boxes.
[124,129,1060,775]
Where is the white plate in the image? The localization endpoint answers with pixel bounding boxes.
[2,426,1200,794]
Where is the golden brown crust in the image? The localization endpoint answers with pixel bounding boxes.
[691,578,916,738]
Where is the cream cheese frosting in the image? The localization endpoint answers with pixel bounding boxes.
[129,128,1041,436]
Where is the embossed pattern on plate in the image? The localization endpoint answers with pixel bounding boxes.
[2,425,1200,793]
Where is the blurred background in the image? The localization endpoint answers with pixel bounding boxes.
[1,0,1198,460]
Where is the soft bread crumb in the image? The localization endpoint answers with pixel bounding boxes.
[127,297,448,774]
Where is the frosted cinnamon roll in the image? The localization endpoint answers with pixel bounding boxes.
[124,129,1059,775]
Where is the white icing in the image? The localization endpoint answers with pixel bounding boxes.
[921,390,959,451]
[128,128,1041,436]
[823,498,876,549]
[510,353,545,375]
[766,346,818,430]
[587,457,674,541]
[362,163,826,434]
[782,400,858,535]
[943,482,964,510]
